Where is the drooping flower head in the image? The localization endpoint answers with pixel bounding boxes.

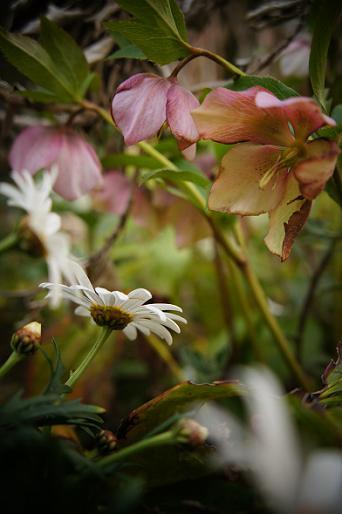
[9,125,103,200]
[192,87,339,259]
[40,261,186,344]
[0,169,78,306]
[111,73,200,159]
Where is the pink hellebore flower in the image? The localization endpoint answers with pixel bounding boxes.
[192,87,339,260]
[111,73,200,159]
[9,126,103,201]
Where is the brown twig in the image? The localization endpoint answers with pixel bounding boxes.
[296,240,337,355]
[86,188,133,278]
[248,20,304,74]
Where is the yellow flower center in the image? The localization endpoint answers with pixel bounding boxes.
[90,304,132,330]
[259,142,307,190]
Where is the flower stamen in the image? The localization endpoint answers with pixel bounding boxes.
[90,304,133,330]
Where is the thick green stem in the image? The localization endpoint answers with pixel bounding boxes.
[65,327,112,390]
[0,351,23,379]
[97,431,175,470]
[0,232,18,254]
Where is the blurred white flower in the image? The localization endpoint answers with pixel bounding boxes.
[278,34,311,78]
[197,367,342,514]
[0,169,77,307]
[40,261,186,344]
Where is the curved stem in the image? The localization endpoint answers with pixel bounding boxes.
[97,430,175,470]
[233,222,311,390]
[0,351,23,379]
[65,327,112,390]
[190,47,246,77]
[0,232,18,254]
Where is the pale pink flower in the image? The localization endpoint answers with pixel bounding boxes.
[278,34,311,78]
[9,126,103,200]
[192,87,339,259]
[111,73,200,159]
[93,171,131,215]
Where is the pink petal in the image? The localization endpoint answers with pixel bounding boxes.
[265,174,311,260]
[165,197,211,248]
[93,171,131,215]
[293,139,339,199]
[181,143,196,160]
[53,129,103,200]
[208,143,287,216]
[256,92,336,141]
[9,126,61,173]
[166,83,200,153]
[192,87,293,146]
[111,73,171,145]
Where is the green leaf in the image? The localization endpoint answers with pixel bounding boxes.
[309,0,342,109]
[40,17,89,100]
[105,0,191,65]
[116,380,244,444]
[316,125,342,139]
[0,29,74,102]
[332,104,342,125]
[20,88,62,103]
[107,32,146,60]
[325,154,342,207]
[227,75,299,99]
[0,393,104,429]
[139,168,210,188]
[42,339,70,396]
[102,153,160,170]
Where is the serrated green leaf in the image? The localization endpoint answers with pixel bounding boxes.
[105,0,191,65]
[42,339,69,396]
[309,0,342,110]
[0,393,104,429]
[227,75,299,99]
[107,31,146,60]
[0,29,74,101]
[139,168,210,188]
[40,17,89,100]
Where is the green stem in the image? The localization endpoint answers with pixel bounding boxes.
[0,232,18,254]
[97,430,175,470]
[233,222,311,389]
[0,351,23,379]
[65,327,112,390]
[190,47,246,77]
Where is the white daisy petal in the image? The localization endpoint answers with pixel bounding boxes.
[123,324,138,340]
[139,320,173,345]
[148,303,183,312]
[128,288,152,301]
[74,306,91,317]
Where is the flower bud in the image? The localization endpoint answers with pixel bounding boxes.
[96,429,118,455]
[174,419,209,447]
[11,322,41,355]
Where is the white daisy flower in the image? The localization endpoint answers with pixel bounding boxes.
[0,168,77,307]
[40,261,187,344]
